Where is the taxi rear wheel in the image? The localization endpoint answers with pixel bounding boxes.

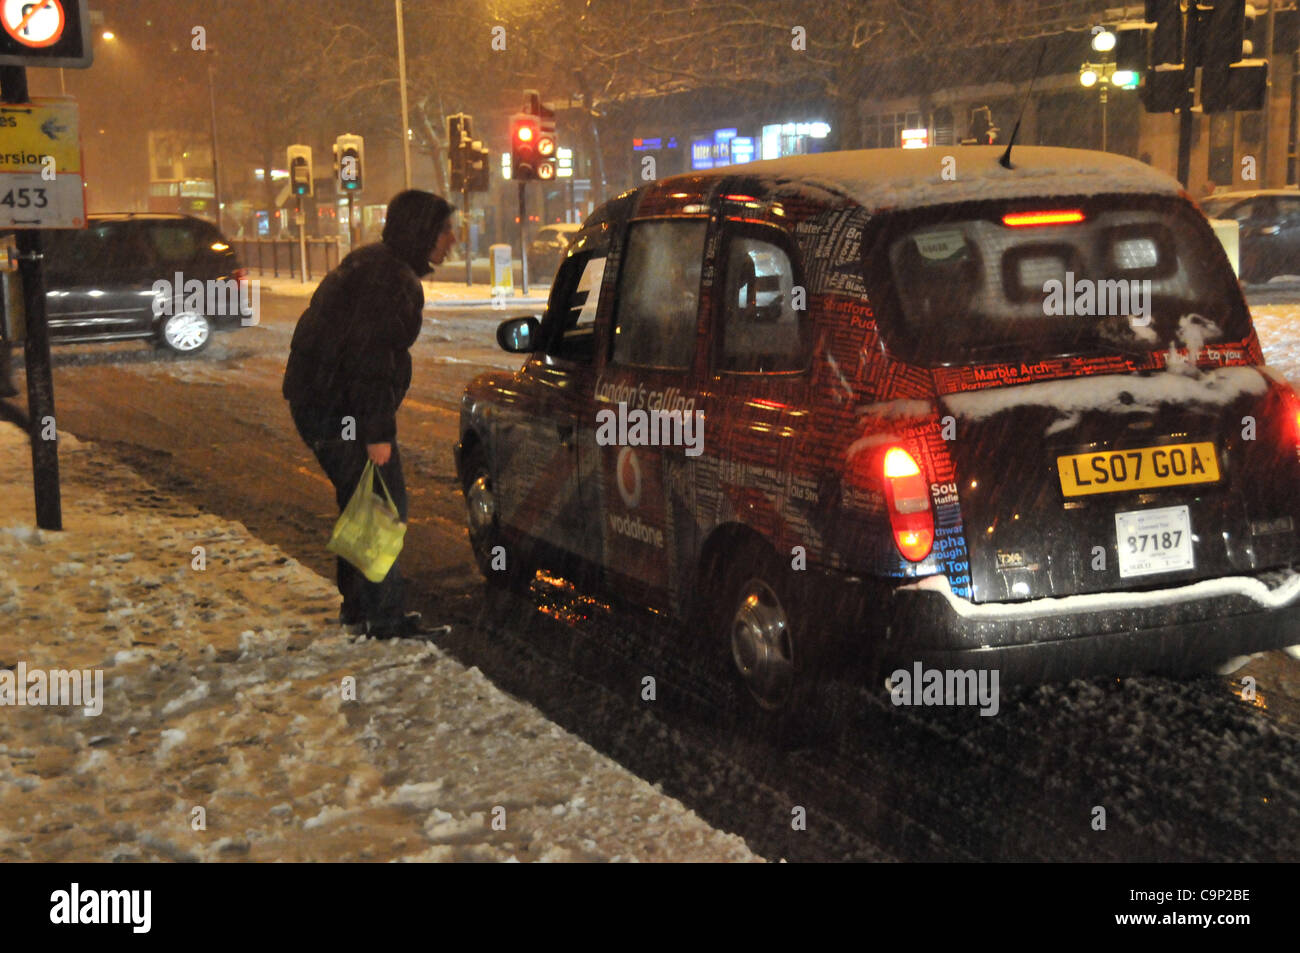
[714,547,822,724]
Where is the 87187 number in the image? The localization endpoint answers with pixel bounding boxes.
[1127,530,1182,554]
[1,188,48,209]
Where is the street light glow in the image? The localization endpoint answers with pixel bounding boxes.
[1080,69,1099,88]
[102,31,116,40]
[1091,29,1115,53]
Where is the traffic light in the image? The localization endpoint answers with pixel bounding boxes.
[287,144,313,198]
[334,134,364,193]
[511,113,540,181]
[1115,25,1147,81]
[0,0,92,68]
[449,148,466,192]
[1142,66,1193,112]
[447,113,472,152]
[1145,0,1182,66]
[1202,1,1267,112]
[447,113,473,191]
[537,103,557,181]
[464,140,490,192]
[1204,0,1247,70]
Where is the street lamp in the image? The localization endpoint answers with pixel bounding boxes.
[205,50,222,235]
[1079,52,1137,151]
[1079,25,1143,153]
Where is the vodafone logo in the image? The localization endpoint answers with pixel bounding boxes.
[616,446,642,508]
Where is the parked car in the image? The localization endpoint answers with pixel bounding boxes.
[456,146,1300,720]
[1200,189,1300,283]
[527,223,581,279]
[27,213,247,353]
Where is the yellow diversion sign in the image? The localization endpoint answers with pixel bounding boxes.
[0,97,84,228]
[1057,441,1221,497]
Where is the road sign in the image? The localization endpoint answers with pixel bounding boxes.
[0,0,91,68]
[0,99,81,173]
[0,172,83,227]
[0,98,83,228]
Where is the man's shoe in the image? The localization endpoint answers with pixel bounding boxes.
[366,611,427,640]
[337,611,368,636]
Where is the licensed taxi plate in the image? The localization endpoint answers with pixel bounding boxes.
[1116,505,1194,578]
[1056,442,1220,497]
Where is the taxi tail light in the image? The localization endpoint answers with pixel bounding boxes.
[1267,384,1300,443]
[883,447,934,562]
[1001,209,1085,228]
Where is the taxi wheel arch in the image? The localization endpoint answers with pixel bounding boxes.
[460,441,524,587]
[705,532,824,718]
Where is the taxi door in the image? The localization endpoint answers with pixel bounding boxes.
[492,247,608,563]
[592,201,712,605]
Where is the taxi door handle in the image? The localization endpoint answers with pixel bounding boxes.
[557,422,576,448]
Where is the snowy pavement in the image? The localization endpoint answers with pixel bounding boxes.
[253,274,549,309]
[0,423,759,862]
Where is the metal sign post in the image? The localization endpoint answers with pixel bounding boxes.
[463,187,471,286]
[518,180,529,296]
[296,197,307,284]
[0,65,61,529]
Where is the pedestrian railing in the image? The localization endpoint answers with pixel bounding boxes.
[231,238,342,281]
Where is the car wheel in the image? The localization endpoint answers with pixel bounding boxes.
[461,444,524,586]
[713,546,825,726]
[158,310,212,354]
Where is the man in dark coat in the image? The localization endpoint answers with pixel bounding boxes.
[283,189,455,637]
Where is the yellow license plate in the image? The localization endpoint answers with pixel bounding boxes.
[1056,442,1220,497]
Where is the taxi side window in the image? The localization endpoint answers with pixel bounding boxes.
[716,232,807,374]
[611,220,706,369]
[540,250,605,364]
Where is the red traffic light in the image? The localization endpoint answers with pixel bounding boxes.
[513,118,538,144]
[511,114,541,181]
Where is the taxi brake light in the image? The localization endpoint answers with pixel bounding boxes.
[882,446,934,562]
[1002,209,1086,227]
[884,447,921,478]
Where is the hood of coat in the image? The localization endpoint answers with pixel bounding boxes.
[382,189,454,277]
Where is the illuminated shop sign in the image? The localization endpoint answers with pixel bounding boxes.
[901,128,929,149]
[759,120,832,160]
[632,136,678,151]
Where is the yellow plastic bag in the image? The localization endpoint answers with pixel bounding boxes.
[327,460,407,583]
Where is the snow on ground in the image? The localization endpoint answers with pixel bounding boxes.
[1251,301,1300,384]
[0,423,759,862]
[254,274,548,307]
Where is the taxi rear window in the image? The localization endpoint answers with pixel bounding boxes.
[866,196,1251,366]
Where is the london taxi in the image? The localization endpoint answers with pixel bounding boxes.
[456,146,1300,715]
